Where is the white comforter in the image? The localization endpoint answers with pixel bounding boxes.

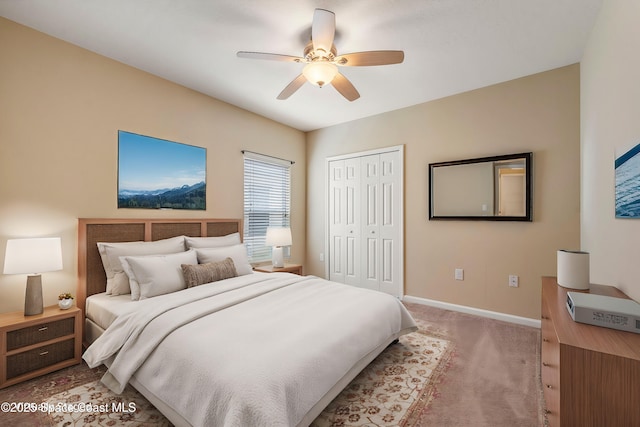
[83,273,417,427]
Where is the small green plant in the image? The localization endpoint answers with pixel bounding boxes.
[58,292,74,300]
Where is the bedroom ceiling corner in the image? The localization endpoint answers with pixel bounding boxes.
[0,0,603,131]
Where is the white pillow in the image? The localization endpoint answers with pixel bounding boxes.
[185,232,241,249]
[195,244,253,276]
[121,250,198,300]
[120,257,143,301]
[97,236,185,295]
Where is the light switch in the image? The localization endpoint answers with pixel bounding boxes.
[455,268,464,281]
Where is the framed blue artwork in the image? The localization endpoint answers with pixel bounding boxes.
[118,130,206,210]
[615,142,640,218]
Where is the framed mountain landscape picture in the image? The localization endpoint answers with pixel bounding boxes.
[118,131,206,210]
[615,142,640,218]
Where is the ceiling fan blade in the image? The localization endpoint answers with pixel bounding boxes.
[332,73,360,102]
[237,51,304,63]
[312,9,335,55]
[335,50,405,66]
[277,74,307,100]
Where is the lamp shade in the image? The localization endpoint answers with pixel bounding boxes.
[303,62,338,87]
[265,227,292,247]
[4,237,63,274]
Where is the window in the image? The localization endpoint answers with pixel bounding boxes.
[243,151,292,262]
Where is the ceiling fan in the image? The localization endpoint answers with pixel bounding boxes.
[237,8,404,102]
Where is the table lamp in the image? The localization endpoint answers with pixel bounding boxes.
[3,237,63,316]
[265,227,292,268]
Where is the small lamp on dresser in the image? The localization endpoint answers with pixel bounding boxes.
[3,237,63,316]
[265,227,292,268]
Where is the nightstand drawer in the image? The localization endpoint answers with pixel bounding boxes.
[6,338,75,379]
[6,317,75,351]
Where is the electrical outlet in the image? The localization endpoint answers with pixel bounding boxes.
[455,268,464,281]
[509,275,519,287]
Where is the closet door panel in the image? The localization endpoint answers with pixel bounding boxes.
[379,151,401,296]
[382,238,393,282]
[361,155,381,291]
[328,160,346,283]
[331,235,343,276]
[344,158,360,286]
[363,236,379,290]
[346,235,357,279]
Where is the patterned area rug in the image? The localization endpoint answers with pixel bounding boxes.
[38,330,450,427]
[45,381,170,426]
[313,331,450,427]
[0,363,106,427]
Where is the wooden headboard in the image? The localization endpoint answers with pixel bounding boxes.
[77,218,242,315]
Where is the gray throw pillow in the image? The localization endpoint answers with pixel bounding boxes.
[181,257,238,288]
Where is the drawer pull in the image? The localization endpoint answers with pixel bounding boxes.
[543,338,549,342]
[542,362,548,367]
[39,351,49,356]
[545,409,551,415]
[39,326,48,332]
[546,384,552,389]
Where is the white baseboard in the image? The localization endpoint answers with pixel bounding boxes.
[402,295,541,329]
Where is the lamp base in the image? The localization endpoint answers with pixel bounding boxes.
[25,274,43,316]
[272,246,285,268]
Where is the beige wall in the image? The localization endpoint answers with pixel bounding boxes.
[581,0,640,302]
[0,18,306,313]
[307,65,581,320]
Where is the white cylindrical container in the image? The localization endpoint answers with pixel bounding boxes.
[557,250,590,290]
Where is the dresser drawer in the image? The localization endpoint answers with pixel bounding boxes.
[6,317,75,351]
[541,359,560,427]
[541,301,560,426]
[6,338,75,379]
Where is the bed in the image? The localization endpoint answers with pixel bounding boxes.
[77,218,417,427]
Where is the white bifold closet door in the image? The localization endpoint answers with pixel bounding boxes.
[328,148,402,298]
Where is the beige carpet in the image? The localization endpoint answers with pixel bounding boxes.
[404,302,544,427]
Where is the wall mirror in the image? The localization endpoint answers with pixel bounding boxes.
[429,152,533,221]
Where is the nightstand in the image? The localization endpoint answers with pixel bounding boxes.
[0,305,82,389]
[254,263,303,275]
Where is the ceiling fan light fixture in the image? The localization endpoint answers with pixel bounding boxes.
[303,62,338,87]
[237,9,403,101]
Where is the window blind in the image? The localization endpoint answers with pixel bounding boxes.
[243,152,291,262]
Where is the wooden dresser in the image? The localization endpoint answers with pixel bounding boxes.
[541,277,640,426]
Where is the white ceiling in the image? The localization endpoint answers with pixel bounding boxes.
[0,0,602,132]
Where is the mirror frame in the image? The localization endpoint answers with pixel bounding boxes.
[429,152,533,221]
